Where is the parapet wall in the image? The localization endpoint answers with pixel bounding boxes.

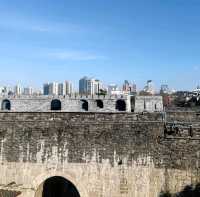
[134,96,163,112]
[0,111,200,197]
[0,95,163,113]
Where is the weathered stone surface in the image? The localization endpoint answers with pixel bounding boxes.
[0,95,163,113]
[0,111,199,197]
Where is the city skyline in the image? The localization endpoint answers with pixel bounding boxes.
[0,0,200,90]
[0,77,199,93]
[1,77,200,97]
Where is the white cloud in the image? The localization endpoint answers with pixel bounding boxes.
[48,51,106,61]
[0,16,83,33]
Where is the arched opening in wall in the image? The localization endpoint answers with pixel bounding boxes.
[81,99,88,111]
[1,99,11,110]
[36,176,80,197]
[51,99,61,110]
[96,99,104,108]
[116,99,126,111]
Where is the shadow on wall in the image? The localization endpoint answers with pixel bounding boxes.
[0,190,21,197]
[159,183,200,197]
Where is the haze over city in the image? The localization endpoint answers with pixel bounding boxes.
[0,0,200,90]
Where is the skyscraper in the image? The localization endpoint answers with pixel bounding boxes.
[23,87,33,95]
[64,81,73,95]
[43,83,50,95]
[48,82,59,95]
[87,79,102,95]
[79,77,103,95]
[14,84,22,95]
[123,80,137,94]
[58,83,64,95]
[79,77,89,95]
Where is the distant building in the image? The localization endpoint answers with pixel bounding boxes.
[108,84,118,95]
[33,89,42,96]
[122,80,136,95]
[43,83,50,95]
[160,84,170,95]
[87,79,102,95]
[0,87,4,95]
[193,85,200,95]
[64,81,73,95]
[123,80,130,92]
[142,80,155,95]
[14,84,22,95]
[3,86,13,95]
[0,86,9,95]
[23,87,33,95]
[79,77,102,95]
[79,77,89,95]
[43,81,73,96]
[107,84,123,95]
[58,83,64,95]
[48,82,58,95]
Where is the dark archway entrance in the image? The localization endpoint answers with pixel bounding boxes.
[80,100,88,111]
[51,99,61,111]
[1,99,11,110]
[42,176,80,197]
[116,99,126,111]
[96,99,104,108]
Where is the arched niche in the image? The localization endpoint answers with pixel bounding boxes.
[51,99,61,111]
[116,99,126,111]
[1,99,11,110]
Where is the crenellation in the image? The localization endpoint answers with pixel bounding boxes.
[0,95,163,113]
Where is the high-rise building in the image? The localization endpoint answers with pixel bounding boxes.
[43,81,73,96]
[48,82,59,95]
[79,77,89,95]
[123,80,130,92]
[14,84,22,95]
[87,79,102,95]
[23,87,33,95]
[58,81,74,95]
[122,80,137,94]
[43,83,49,95]
[64,81,73,95]
[160,84,169,94]
[58,83,64,95]
[143,80,155,95]
[79,77,102,95]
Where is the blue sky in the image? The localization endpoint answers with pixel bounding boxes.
[0,0,200,91]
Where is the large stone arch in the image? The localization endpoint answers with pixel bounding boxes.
[33,172,88,197]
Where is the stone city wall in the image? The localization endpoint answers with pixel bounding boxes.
[0,95,163,113]
[0,111,199,197]
[134,96,163,113]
